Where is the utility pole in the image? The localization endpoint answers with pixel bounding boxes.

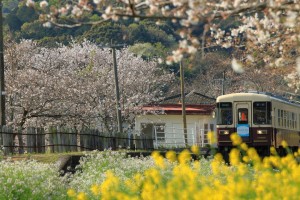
[222,70,225,95]
[0,0,5,126]
[180,60,188,146]
[98,43,124,133]
[112,46,122,133]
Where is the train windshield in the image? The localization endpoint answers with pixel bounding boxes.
[217,102,233,125]
[253,102,272,125]
[238,108,248,124]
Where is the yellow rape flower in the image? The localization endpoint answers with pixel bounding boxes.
[207,131,216,144]
[90,184,101,196]
[294,152,298,157]
[166,150,177,162]
[237,164,247,176]
[270,146,277,155]
[211,153,224,175]
[229,148,241,166]
[281,140,288,148]
[242,155,250,163]
[67,189,76,198]
[151,151,165,168]
[240,143,248,151]
[247,148,261,163]
[77,192,87,200]
[230,133,242,146]
[191,145,199,155]
[100,171,120,199]
[145,168,161,185]
[214,153,224,163]
[178,149,191,164]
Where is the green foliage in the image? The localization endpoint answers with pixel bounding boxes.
[4,3,38,32]
[125,20,176,47]
[2,0,19,13]
[128,42,167,59]
[4,11,22,31]
[78,22,125,45]
[16,5,38,23]
[37,35,74,47]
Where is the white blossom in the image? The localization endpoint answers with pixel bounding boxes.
[187,46,197,54]
[26,0,35,7]
[285,11,298,28]
[93,0,102,4]
[275,57,284,67]
[42,22,51,28]
[296,57,300,75]
[71,6,83,17]
[233,0,241,8]
[231,58,244,73]
[39,1,48,9]
[4,40,174,129]
[231,29,239,37]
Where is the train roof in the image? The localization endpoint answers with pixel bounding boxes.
[217,92,300,107]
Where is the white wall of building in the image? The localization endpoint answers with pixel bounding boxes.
[135,114,216,148]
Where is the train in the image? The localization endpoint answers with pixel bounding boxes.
[216,92,300,156]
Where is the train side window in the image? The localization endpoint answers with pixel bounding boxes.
[217,102,233,125]
[253,102,271,125]
[238,108,248,124]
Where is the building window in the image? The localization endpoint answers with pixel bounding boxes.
[204,124,209,144]
[141,123,165,142]
[154,124,165,142]
[278,109,281,127]
[283,111,287,128]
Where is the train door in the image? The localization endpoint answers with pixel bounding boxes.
[234,102,251,142]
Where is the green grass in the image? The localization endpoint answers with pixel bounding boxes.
[4,151,85,163]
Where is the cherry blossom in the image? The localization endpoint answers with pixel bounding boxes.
[24,0,299,67]
[4,40,175,131]
[24,0,300,94]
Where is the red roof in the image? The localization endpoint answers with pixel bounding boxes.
[141,104,215,115]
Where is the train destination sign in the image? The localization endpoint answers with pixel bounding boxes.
[237,124,249,137]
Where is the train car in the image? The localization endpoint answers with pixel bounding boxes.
[216,92,300,156]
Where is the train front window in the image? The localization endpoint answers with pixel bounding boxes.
[217,102,233,125]
[238,108,248,124]
[253,102,271,125]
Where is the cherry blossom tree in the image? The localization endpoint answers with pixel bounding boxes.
[24,0,300,95]
[179,51,291,98]
[4,39,174,131]
[25,1,299,63]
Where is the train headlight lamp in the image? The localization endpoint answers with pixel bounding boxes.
[257,130,267,134]
[219,130,229,135]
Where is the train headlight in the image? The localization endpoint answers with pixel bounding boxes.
[257,130,267,134]
[219,130,229,135]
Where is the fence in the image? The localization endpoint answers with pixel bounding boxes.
[0,126,154,155]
